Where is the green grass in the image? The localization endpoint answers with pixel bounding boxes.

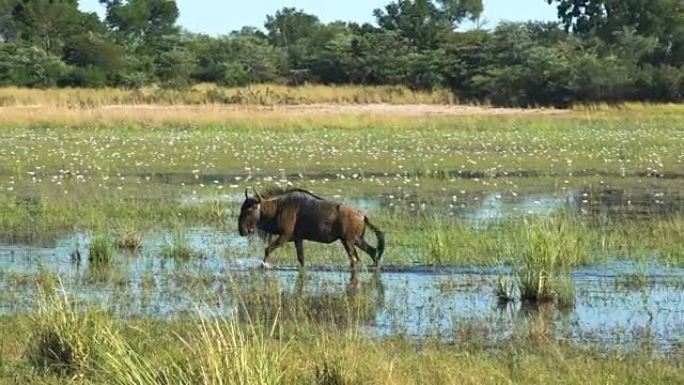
[495,274,516,304]
[24,289,112,376]
[0,107,683,261]
[88,233,116,267]
[1,104,683,384]
[508,216,588,308]
[2,290,684,385]
[161,229,202,261]
[116,230,143,252]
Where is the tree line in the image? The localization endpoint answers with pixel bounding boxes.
[0,0,683,106]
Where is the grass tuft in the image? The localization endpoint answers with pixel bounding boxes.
[25,288,110,376]
[88,233,116,266]
[315,360,347,385]
[97,311,285,385]
[510,216,588,308]
[116,231,143,252]
[495,275,516,304]
[161,230,202,261]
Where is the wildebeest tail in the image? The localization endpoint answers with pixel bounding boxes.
[364,217,385,261]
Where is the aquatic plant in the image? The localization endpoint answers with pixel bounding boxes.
[495,274,516,304]
[116,231,143,252]
[511,216,588,308]
[161,230,202,261]
[88,233,116,266]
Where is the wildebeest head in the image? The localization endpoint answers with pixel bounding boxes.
[238,188,264,236]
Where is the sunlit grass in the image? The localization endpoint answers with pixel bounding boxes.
[116,230,143,252]
[161,229,202,261]
[0,83,454,107]
[4,289,683,385]
[505,215,589,308]
[1,99,683,384]
[24,288,111,376]
[88,233,116,267]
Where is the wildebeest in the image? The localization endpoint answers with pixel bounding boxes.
[238,187,385,269]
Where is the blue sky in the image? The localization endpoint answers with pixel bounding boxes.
[79,0,558,36]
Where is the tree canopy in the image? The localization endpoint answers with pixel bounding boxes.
[0,0,682,105]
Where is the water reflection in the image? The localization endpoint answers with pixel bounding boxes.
[1,239,683,352]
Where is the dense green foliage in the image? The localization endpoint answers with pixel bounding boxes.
[0,0,683,105]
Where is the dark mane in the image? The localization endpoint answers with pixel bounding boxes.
[253,187,323,242]
[259,187,325,200]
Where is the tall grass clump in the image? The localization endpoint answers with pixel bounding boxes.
[116,230,143,252]
[97,313,285,385]
[510,216,589,308]
[494,274,515,304]
[88,232,115,266]
[177,316,284,385]
[422,220,501,266]
[161,229,201,261]
[427,229,450,266]
[25,288,111,376]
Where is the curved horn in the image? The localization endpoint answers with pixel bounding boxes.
[254,189,264,202]
[245,188,249,199]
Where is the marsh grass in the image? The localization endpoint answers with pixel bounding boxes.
[95,311,285,385]
[495,275,516,304]
[34,266,60,294]
[88,233,115,266]
[175,315,285,385]
[161,230,202,261]
[510,216,588,308]
[314,360,347,385]
[6,288,684,385]
[116,231,143,252]
[427,229,451,265]
[25,288,111,376]
[418,219,503,266]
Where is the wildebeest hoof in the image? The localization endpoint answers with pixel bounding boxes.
[260,261,273,269]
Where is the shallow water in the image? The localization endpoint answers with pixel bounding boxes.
[180,185,684,226]
[1,228,683,353]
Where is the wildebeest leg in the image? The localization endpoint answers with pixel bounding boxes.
[355,238,378,266]
[347,269,360,295]
[294,239,305,268]
[263,234,289,267]
[341,239,360,270]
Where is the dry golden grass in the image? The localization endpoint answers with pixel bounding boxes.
[2,85,679,128]
[0,83,456,107]
[0,103,571,127]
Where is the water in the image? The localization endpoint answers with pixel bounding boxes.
[181,186,684,225]
[1,228,683,353]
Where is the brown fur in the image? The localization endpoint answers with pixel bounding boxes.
[238,188,385,269]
